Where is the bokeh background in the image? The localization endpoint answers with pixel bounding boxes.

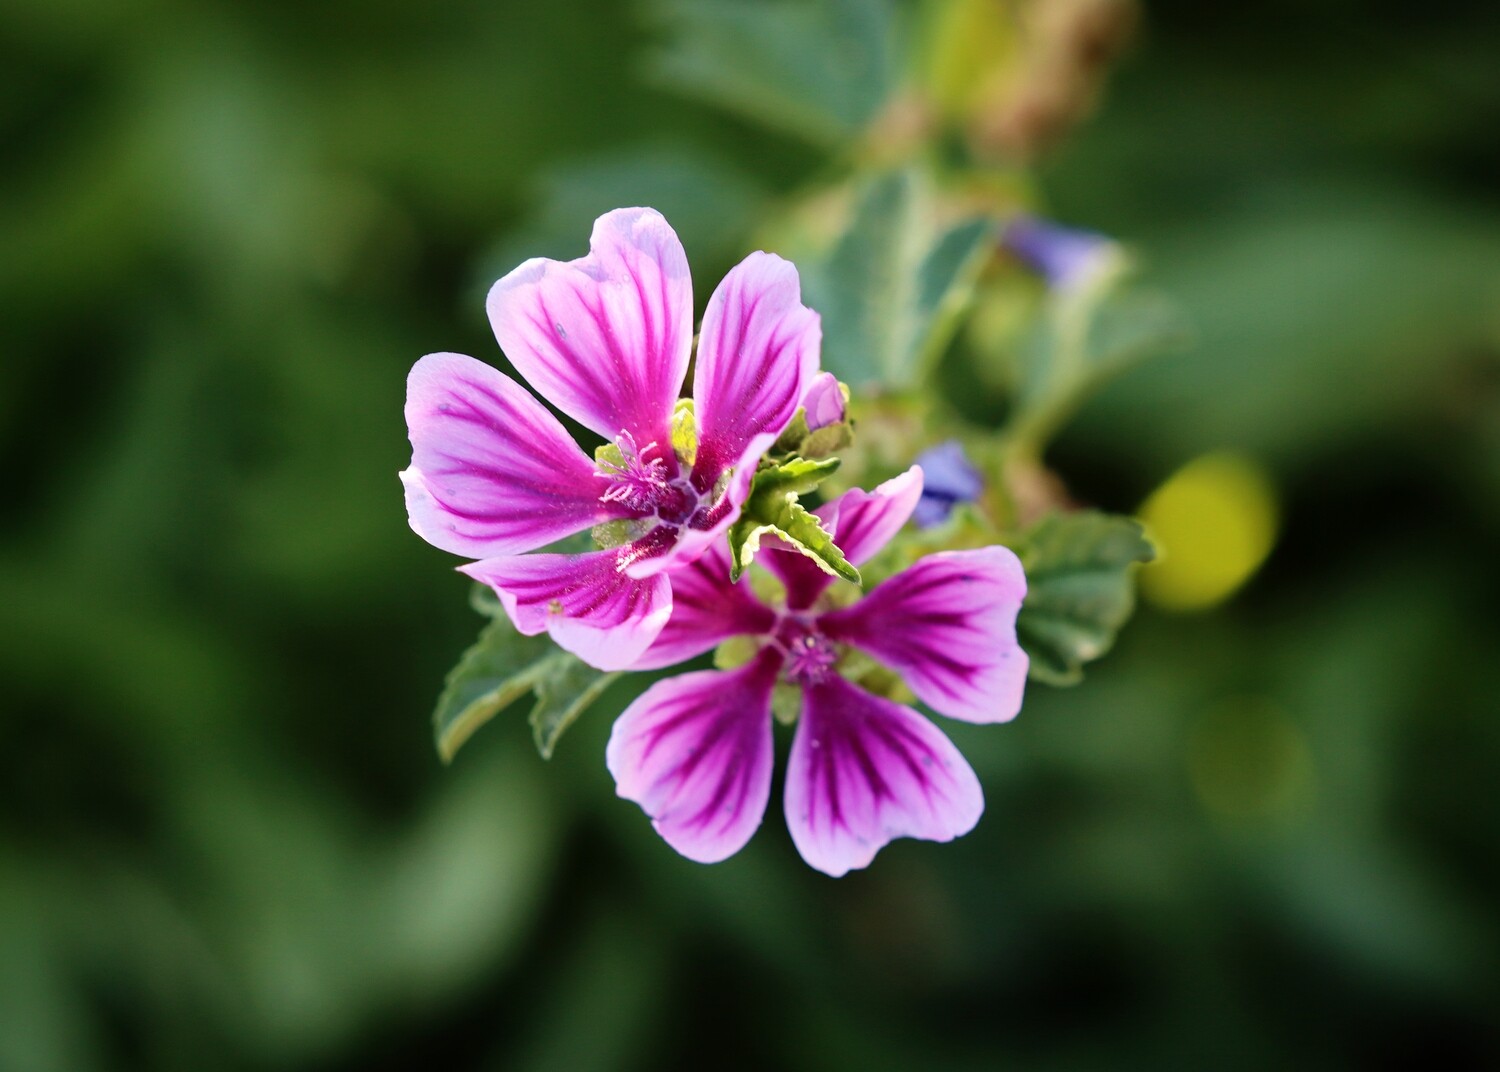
[4,0,1500,1068]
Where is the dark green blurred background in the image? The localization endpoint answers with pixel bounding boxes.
[4,1,1499,1068]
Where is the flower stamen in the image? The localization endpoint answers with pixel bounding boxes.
[779,628,839,686]
[598,431,671,513]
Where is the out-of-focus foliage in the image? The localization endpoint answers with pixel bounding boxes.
[433,610,620,764]
[644,0,897,146]
[3,1,1500,1070]
[1015,511,1154,685]
[802,170,996,389]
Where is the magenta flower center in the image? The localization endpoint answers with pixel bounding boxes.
[597,431,697,524]
[776,619,840,686]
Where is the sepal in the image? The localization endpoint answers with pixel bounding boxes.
[773,378,854,460]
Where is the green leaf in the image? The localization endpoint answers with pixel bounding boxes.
[432,617,618,762]
[1016,511,1156,686]
[725,457,858,582]
[753,456,842,497]
[729,497,859,585]
[1008,260,1190,455]
[1082,290,1192,378]
[644,0,896,147]
[469,582,506,619]
[1017,285,1189,411]
[805,171,996,389]
[528,654,621,761]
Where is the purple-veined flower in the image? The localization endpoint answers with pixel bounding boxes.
[1002,215,1116,292]
[912,439,984,529]
[402,208,820,671]
[606,467,1029,876]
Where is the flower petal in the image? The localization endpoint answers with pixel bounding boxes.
[630,540,776,671]
[461,540,673,671]
[911,440,984,529]
[691,251,820,494]
[606,651,781,863]
[626,253,821,579]
[401,352,629,558]
[487,207,692,445]
[1002,215,1117,293]
[762,465,924,610]
[819,547,1029,724]
[786,674,983,877]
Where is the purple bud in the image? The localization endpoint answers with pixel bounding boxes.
[1002,215,1114,292]
[913,440,984,528]
[802,372,845,432]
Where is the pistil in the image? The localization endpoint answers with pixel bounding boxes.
[777,622,839,686]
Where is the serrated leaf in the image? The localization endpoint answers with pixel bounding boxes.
[433,617,618,762]
[754,456,841,496]
[1016,511,1156,686]
[729,497,860,584]
[644,0,895,147]
[805,171,996,389]
[726,457,858,582]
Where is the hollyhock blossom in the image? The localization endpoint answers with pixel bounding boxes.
[912,439,984,529]
[402,208,820,670]
[606,466,1029,876]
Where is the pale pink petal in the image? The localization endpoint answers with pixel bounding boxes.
[487,208,692,446]
[630,540,775,670]
[690,251,820,495]
[606,651,781,863]
[816,466,925,565]
[819,547,1029,724]
[401,352,630,559]
[762,466,925,610]
[785,674,983,878]
[460,538,673,671]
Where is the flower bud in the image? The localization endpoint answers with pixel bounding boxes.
[1002,215,1117,292]
[803,372,846,432]
[913,440,984,528]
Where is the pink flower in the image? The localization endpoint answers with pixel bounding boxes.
[402,209,820,671]
[606,467,1030,876]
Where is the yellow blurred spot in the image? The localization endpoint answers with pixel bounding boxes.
[923,0,1021,121]
[1187,697,1315,823]
[1138,451,1278,612]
